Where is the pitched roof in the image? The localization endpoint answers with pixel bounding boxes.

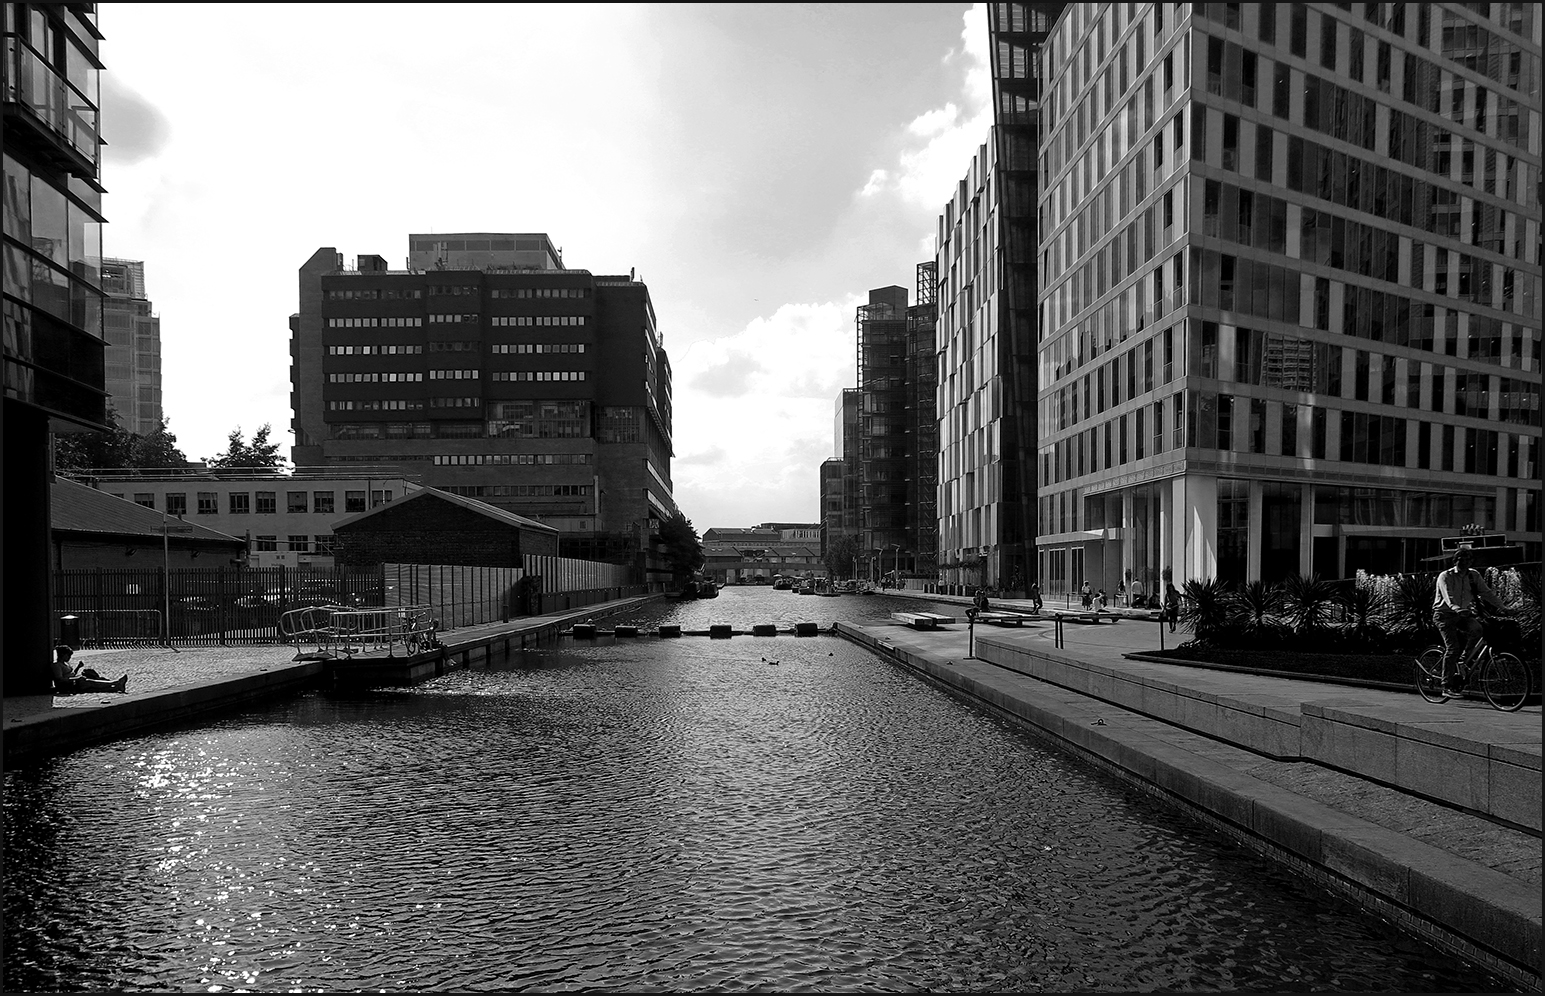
[330,485,559,534]
[51,477,245,544]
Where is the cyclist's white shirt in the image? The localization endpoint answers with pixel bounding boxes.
[1432,567,1502,614]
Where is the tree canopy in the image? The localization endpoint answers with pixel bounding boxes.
[658,510,704,581]
[823,534,860,580]
[53,407,189,472]
[207,424,286,470]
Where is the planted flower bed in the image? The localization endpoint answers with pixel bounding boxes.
[1155,567,1541,688]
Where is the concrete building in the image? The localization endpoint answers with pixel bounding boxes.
[290,234,674,580]
[3,4,109,692]
[100,258,162,434]
[1030,2,1541,596]
[67,470,419,569]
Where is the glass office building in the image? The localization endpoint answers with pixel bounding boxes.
[1033,2,1541,596]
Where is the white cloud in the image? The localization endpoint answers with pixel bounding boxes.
[856,3,992,207]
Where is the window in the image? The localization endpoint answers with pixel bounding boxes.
[197,492,218,515]
[256,491,277,514]
[314,491,335,514]
[229,492,250,514]
[134,493,155,509]
[255,535,278,552]
[1217,394,1234,450]
[288,535,310,553]
[166,493,187,516]
[314,535,334,555]
[372,490,392,508]
[345,490,366,512]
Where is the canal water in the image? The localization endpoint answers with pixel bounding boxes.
[3,587,1515,991]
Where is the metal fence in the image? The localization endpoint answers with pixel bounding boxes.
[55,557,639,648]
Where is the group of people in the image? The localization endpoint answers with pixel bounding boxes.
[50,645,128,695]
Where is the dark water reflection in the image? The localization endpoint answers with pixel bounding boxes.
[3,589,1515,991]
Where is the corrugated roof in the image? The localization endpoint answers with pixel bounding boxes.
[330,486,559,534]
[51,478,245,544]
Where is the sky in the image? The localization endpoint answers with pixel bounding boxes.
[99,2,995,529]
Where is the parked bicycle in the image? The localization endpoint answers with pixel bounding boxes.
[1414,615,1531,712]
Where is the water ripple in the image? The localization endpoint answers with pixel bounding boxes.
[4,590,1518,991]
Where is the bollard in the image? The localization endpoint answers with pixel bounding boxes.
[752,624,778,636]
[1158,611,1165,652]
[572,623,597,639]
[966,606,977,659]
[657,624,682,638]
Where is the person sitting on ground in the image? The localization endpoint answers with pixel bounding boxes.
[1096,588,1108,611]
[50,645,127,695]
[1431,546,1507,693]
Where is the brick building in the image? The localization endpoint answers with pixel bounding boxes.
[331,487,558,569]
[290,234,673,581]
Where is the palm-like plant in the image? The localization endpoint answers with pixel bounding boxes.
[1231,580,1284,638]
[1386,573,1438,643]
[1179,577,1235,644]
[1343,582,1392,647]
[1279,573,1343,634]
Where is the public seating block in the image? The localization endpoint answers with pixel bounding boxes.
[916,612,957,625]
[891,612,938,630]
[976,611,1035,626]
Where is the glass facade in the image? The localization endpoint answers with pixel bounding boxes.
[1034,2,1542,592]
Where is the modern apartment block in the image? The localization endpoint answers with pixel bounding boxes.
[290,235,674,574]
[1031,2,1541,596]
[851,270,940,580]
[821,387,861,557]
[100,258,162,434]
[3,3,108,690]
[72,470,419,569]
[935,3,1062,593]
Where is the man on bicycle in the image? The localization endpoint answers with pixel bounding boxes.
[1431,546,1507,694]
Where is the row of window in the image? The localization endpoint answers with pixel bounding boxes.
[428,369,477,380]
[323,288,421,301]
[1040,393,1534,490]
[430,452,592,465]
[327,344,423,355]
[490,370,588,381]
[253,535,332,554]
[1042,316,1539,427]
[326,317,423,328]
[489,287,588,299]
[491,316,587,327]
[328,399,424,411]
[492,343,586,354]
[328,372,423,383]
[132,490,394,516]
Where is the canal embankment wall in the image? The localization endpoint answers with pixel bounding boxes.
[835,621,1542,989]
[4,596,660,766]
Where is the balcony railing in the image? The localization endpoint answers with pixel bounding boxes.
[4,37,100,172]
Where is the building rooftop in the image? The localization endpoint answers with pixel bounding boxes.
[330,486,558,535]
[51,478,245,544]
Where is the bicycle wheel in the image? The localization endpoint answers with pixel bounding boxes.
[1415,647,1449,703]
[1481,652,1530,712]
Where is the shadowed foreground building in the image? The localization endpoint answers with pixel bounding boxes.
[1027,2,1540,594]
[3,4,109,691]
[290,235,674,582]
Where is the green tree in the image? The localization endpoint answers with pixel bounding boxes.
[53,405,188,472]
[207,423,286,469]
[658,510,704,582]
[823,534,859,580]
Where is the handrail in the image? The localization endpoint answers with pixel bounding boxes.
[280,603,436,659]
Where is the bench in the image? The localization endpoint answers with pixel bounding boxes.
[891,612,940,630]
[1055,610,1118,624]
[916,612,957,625]
[975,611,1036,626]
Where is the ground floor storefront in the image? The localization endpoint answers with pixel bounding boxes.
[1035,474,1539,600]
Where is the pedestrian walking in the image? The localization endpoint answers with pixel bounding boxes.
[1164,581,1181,632]
[1080,581,1092,610]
